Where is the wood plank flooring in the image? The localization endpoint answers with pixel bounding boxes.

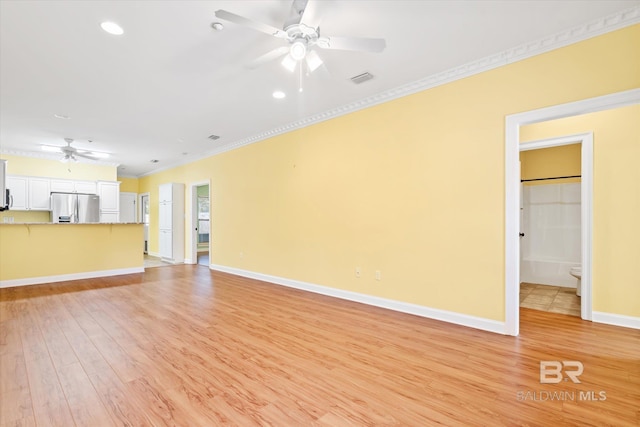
[1,265,638,426]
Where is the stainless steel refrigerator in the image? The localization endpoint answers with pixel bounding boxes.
[51,192,100,223]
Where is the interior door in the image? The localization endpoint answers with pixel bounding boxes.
[119,192,137,223]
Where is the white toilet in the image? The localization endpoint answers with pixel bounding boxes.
[569,266,582,296]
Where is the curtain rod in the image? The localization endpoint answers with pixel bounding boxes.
[521,175,581,182]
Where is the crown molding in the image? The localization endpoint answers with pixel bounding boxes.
[0,148,120,167]
[140,6,640,178]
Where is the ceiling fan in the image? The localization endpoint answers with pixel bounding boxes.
[214,0,386,74]
[42,138,109,163]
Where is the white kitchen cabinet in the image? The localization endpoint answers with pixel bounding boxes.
[28,178,51,210]
[99,212,119,223]
[158,201,172,230]
[159,229,172,258]
[51,179,97,194]
[75,181,97,194]
[158,183,184,263]
[97,181,120,222]
[6,176,27,210]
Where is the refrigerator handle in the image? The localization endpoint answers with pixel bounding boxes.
[75,198,79,223]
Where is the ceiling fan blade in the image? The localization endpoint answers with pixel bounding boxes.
[283,0,310,28]
[317,36,386,53]
[247,46,290,69]
[75,152,100,161]
[214,10,287,38]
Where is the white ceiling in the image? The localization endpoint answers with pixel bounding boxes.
[1,0,638,176]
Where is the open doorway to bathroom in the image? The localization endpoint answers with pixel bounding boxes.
[505,90,638,336]
[519,143,582,317]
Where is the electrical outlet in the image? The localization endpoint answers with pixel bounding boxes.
[355,267,361,278]
[240,251,244,259]
[3,217,14,223]
[375,270,381,281]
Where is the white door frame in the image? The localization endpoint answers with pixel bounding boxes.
[187,180,210,265]
[505,88,640,336]
[138,192,150,253]
[520,134,593,322]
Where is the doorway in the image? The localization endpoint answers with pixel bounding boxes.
[519,141,583,317]
[139,193,150,253]
[504,88,639,336]
[188,181,210,266]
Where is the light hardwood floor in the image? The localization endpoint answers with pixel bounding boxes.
[1,265,638,426]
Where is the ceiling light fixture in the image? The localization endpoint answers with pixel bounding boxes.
[272,91,286,99]
[281,55,297,73]
[60,154,77,163]
[211,22,224,31]
[289,40,306,61]
[53,114,70,120]
[100,21,124,35]
[305,50,323,72]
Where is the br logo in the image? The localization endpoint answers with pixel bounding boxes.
[540,361,583,384]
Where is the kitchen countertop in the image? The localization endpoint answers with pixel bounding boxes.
[0,222,143,225]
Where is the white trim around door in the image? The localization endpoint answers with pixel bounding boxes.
[505,88,640,336]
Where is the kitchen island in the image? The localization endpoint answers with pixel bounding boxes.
[0,222,144,288]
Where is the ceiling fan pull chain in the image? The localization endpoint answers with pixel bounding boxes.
[299,61,303,93]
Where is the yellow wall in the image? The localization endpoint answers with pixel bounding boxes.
[520,105,640,318]
[118,176,139,193]
[1,154,116,181]
[520,144,581,185]
[0,223,143,282]
[139,25,640,322]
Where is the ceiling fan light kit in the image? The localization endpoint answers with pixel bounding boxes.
[290,40,306,61]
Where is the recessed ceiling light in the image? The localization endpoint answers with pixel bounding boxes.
[272,90,286,99]
[101,21,124,36]
[150,159,159,163]
[53,114,70,120]
[211,22,224,31]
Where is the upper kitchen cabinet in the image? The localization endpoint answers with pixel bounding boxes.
[28,178,51,210]
[50,179,97,194]
[5,176,51,211]
[6,176,27,210]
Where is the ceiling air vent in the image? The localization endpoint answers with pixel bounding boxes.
[350,72,374,84]
[208,134,220,141]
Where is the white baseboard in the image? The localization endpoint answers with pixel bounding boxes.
[148,251,161,257]
[0,267,145,289]
[210,264,507,335]
[592,311,640,330]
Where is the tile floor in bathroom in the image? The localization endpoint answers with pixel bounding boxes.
[520,282,581,317]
